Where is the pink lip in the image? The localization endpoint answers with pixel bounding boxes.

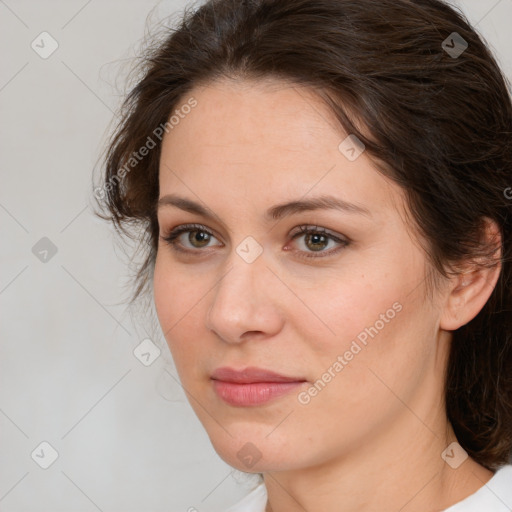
[211,366,306,383]
[211,366,307,406]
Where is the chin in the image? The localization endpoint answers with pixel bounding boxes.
[206,427,300,473]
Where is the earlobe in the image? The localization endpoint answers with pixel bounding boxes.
[439,219,502,332]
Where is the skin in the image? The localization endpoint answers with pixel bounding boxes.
[153,77,501,512]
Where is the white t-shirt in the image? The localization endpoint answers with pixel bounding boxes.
[225,464,512,512]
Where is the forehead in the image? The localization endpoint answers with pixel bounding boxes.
[165,78,343,156]
[157,78,404,221]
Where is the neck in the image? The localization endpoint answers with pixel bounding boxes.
[263,381,493,512]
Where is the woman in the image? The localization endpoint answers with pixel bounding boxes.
[96,0,512,510]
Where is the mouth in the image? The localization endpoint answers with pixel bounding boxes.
[210,366,307,407]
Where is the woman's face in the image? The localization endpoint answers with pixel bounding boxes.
[154,78,449,472]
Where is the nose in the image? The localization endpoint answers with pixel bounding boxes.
[205,248,284,344]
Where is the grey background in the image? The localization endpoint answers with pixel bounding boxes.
[1,0,511,510]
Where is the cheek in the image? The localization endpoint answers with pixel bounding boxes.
[153,255,189,350]
[298,254,432,386]
[153,253,209,370]
[292,288,433,451]
[153,251,199,325]
[310,276,434,403]
[301,268,402,351]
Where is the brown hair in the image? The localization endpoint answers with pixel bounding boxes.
[95,0,512,470]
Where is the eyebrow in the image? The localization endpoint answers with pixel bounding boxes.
[157,194,372,222]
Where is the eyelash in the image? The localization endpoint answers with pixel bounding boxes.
[160,223,350,260]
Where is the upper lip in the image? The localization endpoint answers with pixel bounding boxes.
[211,366,307,384]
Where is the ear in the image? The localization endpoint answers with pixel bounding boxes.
[439,217,502,331]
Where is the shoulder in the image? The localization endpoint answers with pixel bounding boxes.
[222,466,512,512]
[443,464,512,512]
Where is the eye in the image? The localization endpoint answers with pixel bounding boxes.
[160,223,221,253]
[287,225,350,259]
[160,223,350,259]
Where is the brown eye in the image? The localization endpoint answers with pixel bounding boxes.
[303,232,330,252]
[289,225,350,260]
[161,223,350,260]
[161,224,221,252]
[186,229,212,248]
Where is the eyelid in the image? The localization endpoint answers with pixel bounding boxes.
[289,224,349,241]
[160,223,222,251]
[160,222,350,258]
[287,225,350,260]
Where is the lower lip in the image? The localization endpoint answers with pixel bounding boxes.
[212,380,305,406]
